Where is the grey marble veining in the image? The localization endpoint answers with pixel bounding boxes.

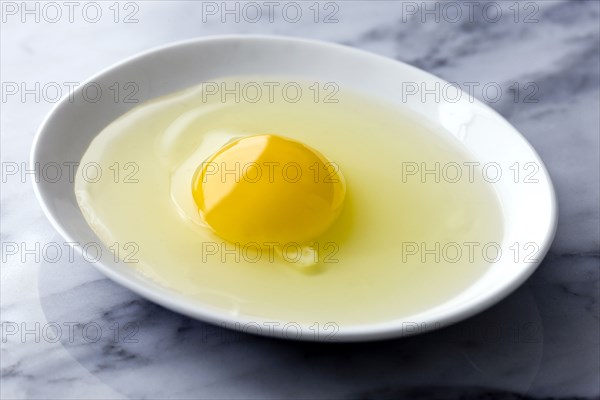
[1,1,599,399]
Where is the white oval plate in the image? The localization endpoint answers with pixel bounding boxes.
[31,35,557,342]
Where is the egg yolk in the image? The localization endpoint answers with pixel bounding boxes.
[192,134,346,245]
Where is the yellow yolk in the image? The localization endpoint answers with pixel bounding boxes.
[192,134,346,245]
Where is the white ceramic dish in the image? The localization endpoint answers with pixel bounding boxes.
[31,35,557,342]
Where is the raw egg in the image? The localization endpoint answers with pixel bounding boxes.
[74,77,504,326]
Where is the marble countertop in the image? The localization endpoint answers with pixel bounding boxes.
[1,1,598,399]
